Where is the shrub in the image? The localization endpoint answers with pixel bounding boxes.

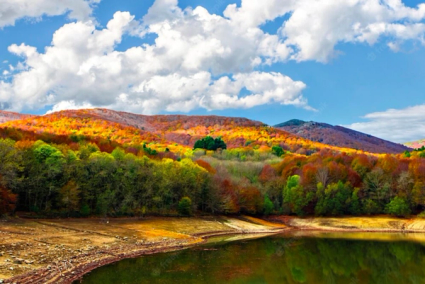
[178,197,192,216]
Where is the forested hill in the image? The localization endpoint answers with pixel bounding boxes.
[0,108,424,219]
[0,110,35,123]
[1,108,366,154]
[275,119,410,154]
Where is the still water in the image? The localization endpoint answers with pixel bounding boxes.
[77,233,425,284]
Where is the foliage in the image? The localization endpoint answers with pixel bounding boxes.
[385,197,411,217]
[0,109,425,218]
[264,195,274,216]
[178,197,192,216]
[272,146,284,157]
[194,136,227,151]
[0,183,17,215]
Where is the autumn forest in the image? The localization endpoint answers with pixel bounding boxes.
[0,108,424,218]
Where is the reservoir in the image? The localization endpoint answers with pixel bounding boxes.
[77,232,425,284]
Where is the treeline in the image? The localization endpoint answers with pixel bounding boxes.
[0,138,425,218]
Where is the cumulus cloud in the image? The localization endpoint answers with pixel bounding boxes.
[345,105,425,143]
[0,4,309,114]
[0,0,100,28]
[1,0,425,114]
[281,0,425,62]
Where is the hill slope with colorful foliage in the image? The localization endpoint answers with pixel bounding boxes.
[275,119,410,154]
[0,110,35,124]
[0,108,424,219]
[405,139,425,150]
[0,109,385,156]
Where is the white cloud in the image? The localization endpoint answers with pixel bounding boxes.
[0,5,310,114]
[281,0,425,62]
[46,100,94,114]
[345,105,425,143]
[1,0,425,114]
[0,0,100,28]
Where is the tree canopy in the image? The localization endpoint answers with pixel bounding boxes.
[194,136,227,151]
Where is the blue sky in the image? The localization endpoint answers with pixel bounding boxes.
[1,0,425,142]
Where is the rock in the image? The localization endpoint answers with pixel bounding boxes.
[47,265,51,270]
[13,259,23,264]
[9,267,14,271]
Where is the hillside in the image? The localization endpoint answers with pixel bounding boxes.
[405,139,425,149]
[0,109,367,155]
[0,110,35,123]
[275,119,410,154]
[0,108,424,226]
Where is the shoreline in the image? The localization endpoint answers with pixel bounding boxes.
[3,216,425,284]
[5,228,287,284]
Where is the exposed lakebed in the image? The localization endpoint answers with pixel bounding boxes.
[76,232,425,284]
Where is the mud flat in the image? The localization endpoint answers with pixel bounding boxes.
[0,216,286,284]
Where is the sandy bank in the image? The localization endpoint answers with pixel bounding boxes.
[3,215,425,283]
[0,216,285,284]
[269,215,425,233]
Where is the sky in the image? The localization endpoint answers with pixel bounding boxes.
[0,0,425,143]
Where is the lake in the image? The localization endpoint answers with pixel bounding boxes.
[76,232,425,284]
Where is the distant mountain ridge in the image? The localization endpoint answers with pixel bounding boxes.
[0,108,369,155]
[0,108,411,154]
[275,119,410,154]
[0,110,35,123]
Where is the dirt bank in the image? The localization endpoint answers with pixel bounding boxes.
[3,215,425,284]
[0,216,286,284]
[268,215,425,233]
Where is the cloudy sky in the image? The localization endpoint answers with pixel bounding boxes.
[0,0,425,143]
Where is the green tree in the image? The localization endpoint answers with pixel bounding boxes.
[264,195,274,216]
[386,197,411,217]
[272,146,284,157]
[178,197,192,216]
[315,181,351,216]
[283,175,313,216]
[194,136,227,151]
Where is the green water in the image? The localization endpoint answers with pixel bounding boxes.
[77,234,425,284]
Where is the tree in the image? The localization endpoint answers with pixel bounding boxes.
[59,180,80,215]
[194,136,227,151]
[272,146,284,157]
[315,181,351,216]
[0,183,17,215]
[283,175,313,216]
[178,197,192,216]
[386,197,411,217]
[264,195,274,216]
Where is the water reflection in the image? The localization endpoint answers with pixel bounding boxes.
[78,234,425,284]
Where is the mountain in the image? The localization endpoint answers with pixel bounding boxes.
[0,110,35,123]
[275,119,410,154]
[405,139,425,149]
[0,108,370,155]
